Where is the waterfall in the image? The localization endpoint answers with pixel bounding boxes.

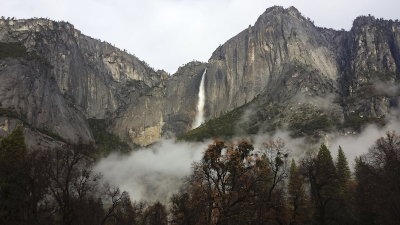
[192,68,207,129]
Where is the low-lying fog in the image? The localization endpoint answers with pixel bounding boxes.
[94,111,400,204]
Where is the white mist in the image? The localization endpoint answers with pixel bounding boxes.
[192,68,207,129]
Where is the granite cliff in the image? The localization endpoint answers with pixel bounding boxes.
[0,18,166,147]
[182,7,400,142]
[1,6,399,147]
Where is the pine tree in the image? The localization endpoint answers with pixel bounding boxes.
[316,143,337,224]
[300,143,337,225]
[288,159,309,225]
[0,125,27,160]
[317,143,336,179]
[0,124,28,185]
[0,125,28,224]
[334,147,358,225]
[336,146,351,191]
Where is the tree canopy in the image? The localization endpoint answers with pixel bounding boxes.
[0,126,399,225]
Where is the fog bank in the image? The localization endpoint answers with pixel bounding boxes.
[94,110,400,204]
[94,139,210,204]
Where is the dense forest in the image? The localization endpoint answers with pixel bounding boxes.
[0,126,399,225]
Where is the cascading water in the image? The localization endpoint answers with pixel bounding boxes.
[192,68,207,129]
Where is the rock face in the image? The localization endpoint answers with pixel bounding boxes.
[205,6,339,117]
[1,6,400,147]
[181,7,400,142]
[0,19,165,144]
[109,61,207,146]
[338,16,400,117]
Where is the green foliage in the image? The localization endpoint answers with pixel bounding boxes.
[333,146,357,225]
[356,84,378,99]
[178,103,248,141]
[354,132,400,225]
[0,42,29,59]
[341,112,385,132]
[290,114,332,137]
[0,125,27,160]
[288,159,309,224]
[36,127,66,143]
[0,125,28,224]
[335,69,397,133]
[0,42,52,67]
[354,157,376,224]
[0,108,67,143]
[300,143,339,224]
[317,143,336,175]
[87,118,132,155]
[368,70,396,82]
[1,124,400,224]
[0,107,20,119]
[336,146,351,189]
[126,79,143,87]
[0,107,29,125]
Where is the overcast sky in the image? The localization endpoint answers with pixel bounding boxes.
[1,0,399,74]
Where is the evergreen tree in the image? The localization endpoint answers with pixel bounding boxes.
[317,143,336,178]
[316,143,337,224]
[336,146,351,192]
[300,143,337,225]
[0,125,27,159]
[144,202,168,225]
[354,132,400,224]
[288,159,309,225]
[334,146,357,225]
[0,125,28,224]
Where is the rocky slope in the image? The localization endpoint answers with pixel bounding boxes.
[1,6,400,147]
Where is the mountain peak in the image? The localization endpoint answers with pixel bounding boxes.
[256,5,306,26]
[287,6,301,15]
[263,5,301,16]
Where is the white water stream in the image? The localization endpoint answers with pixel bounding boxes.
[192,68,207,129]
